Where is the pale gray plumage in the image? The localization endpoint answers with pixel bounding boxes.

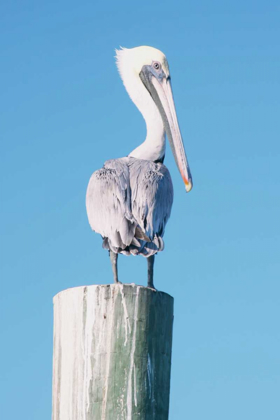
[86,46,192,287]
[86,157,173,257]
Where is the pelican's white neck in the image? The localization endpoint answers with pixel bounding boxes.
[129,96,166,162]
[116,49,166,162]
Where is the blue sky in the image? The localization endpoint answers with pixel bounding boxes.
[1,1,279,419]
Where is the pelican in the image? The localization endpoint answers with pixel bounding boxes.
[86,46,193,289]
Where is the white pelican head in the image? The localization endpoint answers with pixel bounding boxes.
[116,46,192,192]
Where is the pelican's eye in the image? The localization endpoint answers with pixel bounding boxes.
[153,61,161,70]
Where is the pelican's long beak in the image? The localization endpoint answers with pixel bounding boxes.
[140,66,193,192]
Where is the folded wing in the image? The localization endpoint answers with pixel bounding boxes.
[86,158,137,250]
[129,158,173,243]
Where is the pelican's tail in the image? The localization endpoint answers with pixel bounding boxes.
[102,233,164,257]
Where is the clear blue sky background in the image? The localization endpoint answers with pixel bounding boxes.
[1,1,279,419]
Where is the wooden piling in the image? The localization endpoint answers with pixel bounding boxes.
[52,284,174,420]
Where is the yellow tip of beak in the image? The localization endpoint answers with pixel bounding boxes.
[185,180,193,193]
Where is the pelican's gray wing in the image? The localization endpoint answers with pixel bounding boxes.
[129,158,174,249]
[86,158,137,250]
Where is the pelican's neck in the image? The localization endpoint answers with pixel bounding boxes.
[121,68,166,162]
[129,105,166,162]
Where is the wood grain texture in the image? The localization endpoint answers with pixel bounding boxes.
[52,284,174,420]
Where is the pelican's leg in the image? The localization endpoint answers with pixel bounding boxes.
[109,251,120,283]
[147,255,155,289]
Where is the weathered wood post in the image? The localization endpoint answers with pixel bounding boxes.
[52,284,174,420]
